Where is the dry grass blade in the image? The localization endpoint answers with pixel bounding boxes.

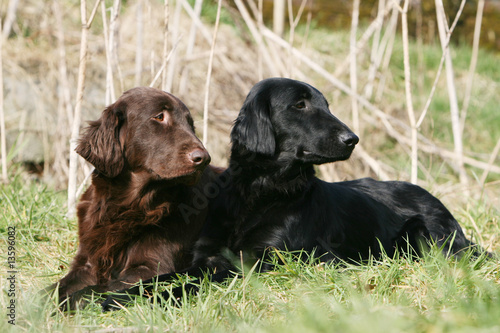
[480,138,500,187]
[134,0,144,86]
[2,0,18,39]
[334,2,394,78]
[202,0,222,146]
[101,1,114,104]
[286,0,308,77]
[400,0,418,184]
[67,0,102,218]
[161,0,169,91]
[434,0,468,186]
[234,0,280,77]
[179,0,203,95]
[364,0,385,100]
[273,0,285,36]
[349,0,360,134]
[460,0,485,133]
[165,0,182,92]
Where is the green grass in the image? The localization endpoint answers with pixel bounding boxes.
[1,171,499,332]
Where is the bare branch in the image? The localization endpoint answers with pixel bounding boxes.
[2,0,19,39]
[202,0,222,146]
[401,0,418,184]
[434,0,468,186]
[67,0,102,218]
[461,0,485,133]
[161,0,169,90]
[349,0,360,134]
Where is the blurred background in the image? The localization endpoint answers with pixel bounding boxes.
[0,0,499,212]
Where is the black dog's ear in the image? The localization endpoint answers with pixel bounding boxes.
[76,102,125,178]
[231,91,276,155]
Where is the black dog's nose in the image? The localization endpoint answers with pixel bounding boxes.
[341,132,359,147]
[188,148,211,166]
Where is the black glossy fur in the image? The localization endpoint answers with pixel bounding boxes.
[103,78,487,310]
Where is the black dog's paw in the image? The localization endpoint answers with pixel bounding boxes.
[101,292,135,312]
[59,285,103,312]
[102,283,148,311]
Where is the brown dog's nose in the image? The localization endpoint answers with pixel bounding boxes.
[188,148,211,166]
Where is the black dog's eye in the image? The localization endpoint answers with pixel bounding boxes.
[295,101,306,109]
[152,112,165,122]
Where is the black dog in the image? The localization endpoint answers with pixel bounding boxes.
[103,78,487,310]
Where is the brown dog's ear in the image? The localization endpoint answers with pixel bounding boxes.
[76,103,125,178]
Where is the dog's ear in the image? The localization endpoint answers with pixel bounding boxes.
[76,102,125,178]
[231,91,276,155]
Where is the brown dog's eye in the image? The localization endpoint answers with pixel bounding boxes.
[152,112,165,122]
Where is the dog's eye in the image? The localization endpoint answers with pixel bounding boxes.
[295,101,306,109]
[152,113,165,122]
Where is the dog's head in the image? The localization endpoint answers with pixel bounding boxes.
[76,87,210,183]
[231,78,358,165]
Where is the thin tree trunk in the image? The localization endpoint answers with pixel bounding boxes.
[202,0,222,146]
[67,0,101,218]
[179,0,203,95]
[479,137,500,187]
[165,0,181,92]
[273,0,285,37]
[135,0,144,87]
[109,0,122,96]
[161,0,169,90]
[52,0,73,179]
[286,0,307,77]
[350,0,360,134]
[257,0,264,81]
[234,0,280,77]
[401,0,418,184]
[101,1,114,105]
[2,0,19,39]
[334,3,393,78]
[375,1,399,102]
[364,0,385,100]
[435,0,468,186]
[461,0,485,133]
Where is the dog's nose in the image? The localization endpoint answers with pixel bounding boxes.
[188,148,211,166]
[341,132,359,147]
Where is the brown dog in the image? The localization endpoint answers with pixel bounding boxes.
[51,87,219,308]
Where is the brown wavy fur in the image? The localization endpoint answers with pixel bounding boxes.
[48,87,221,308]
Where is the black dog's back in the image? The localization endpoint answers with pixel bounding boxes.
[195,174,476,269]
[337,178,476,256]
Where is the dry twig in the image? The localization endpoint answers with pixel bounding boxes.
[349,0,360,134]
[461,0,485,133]
[400,0,418,184]
[434,0,468,186]
[202,0,222,146]
[67,0,102,218]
